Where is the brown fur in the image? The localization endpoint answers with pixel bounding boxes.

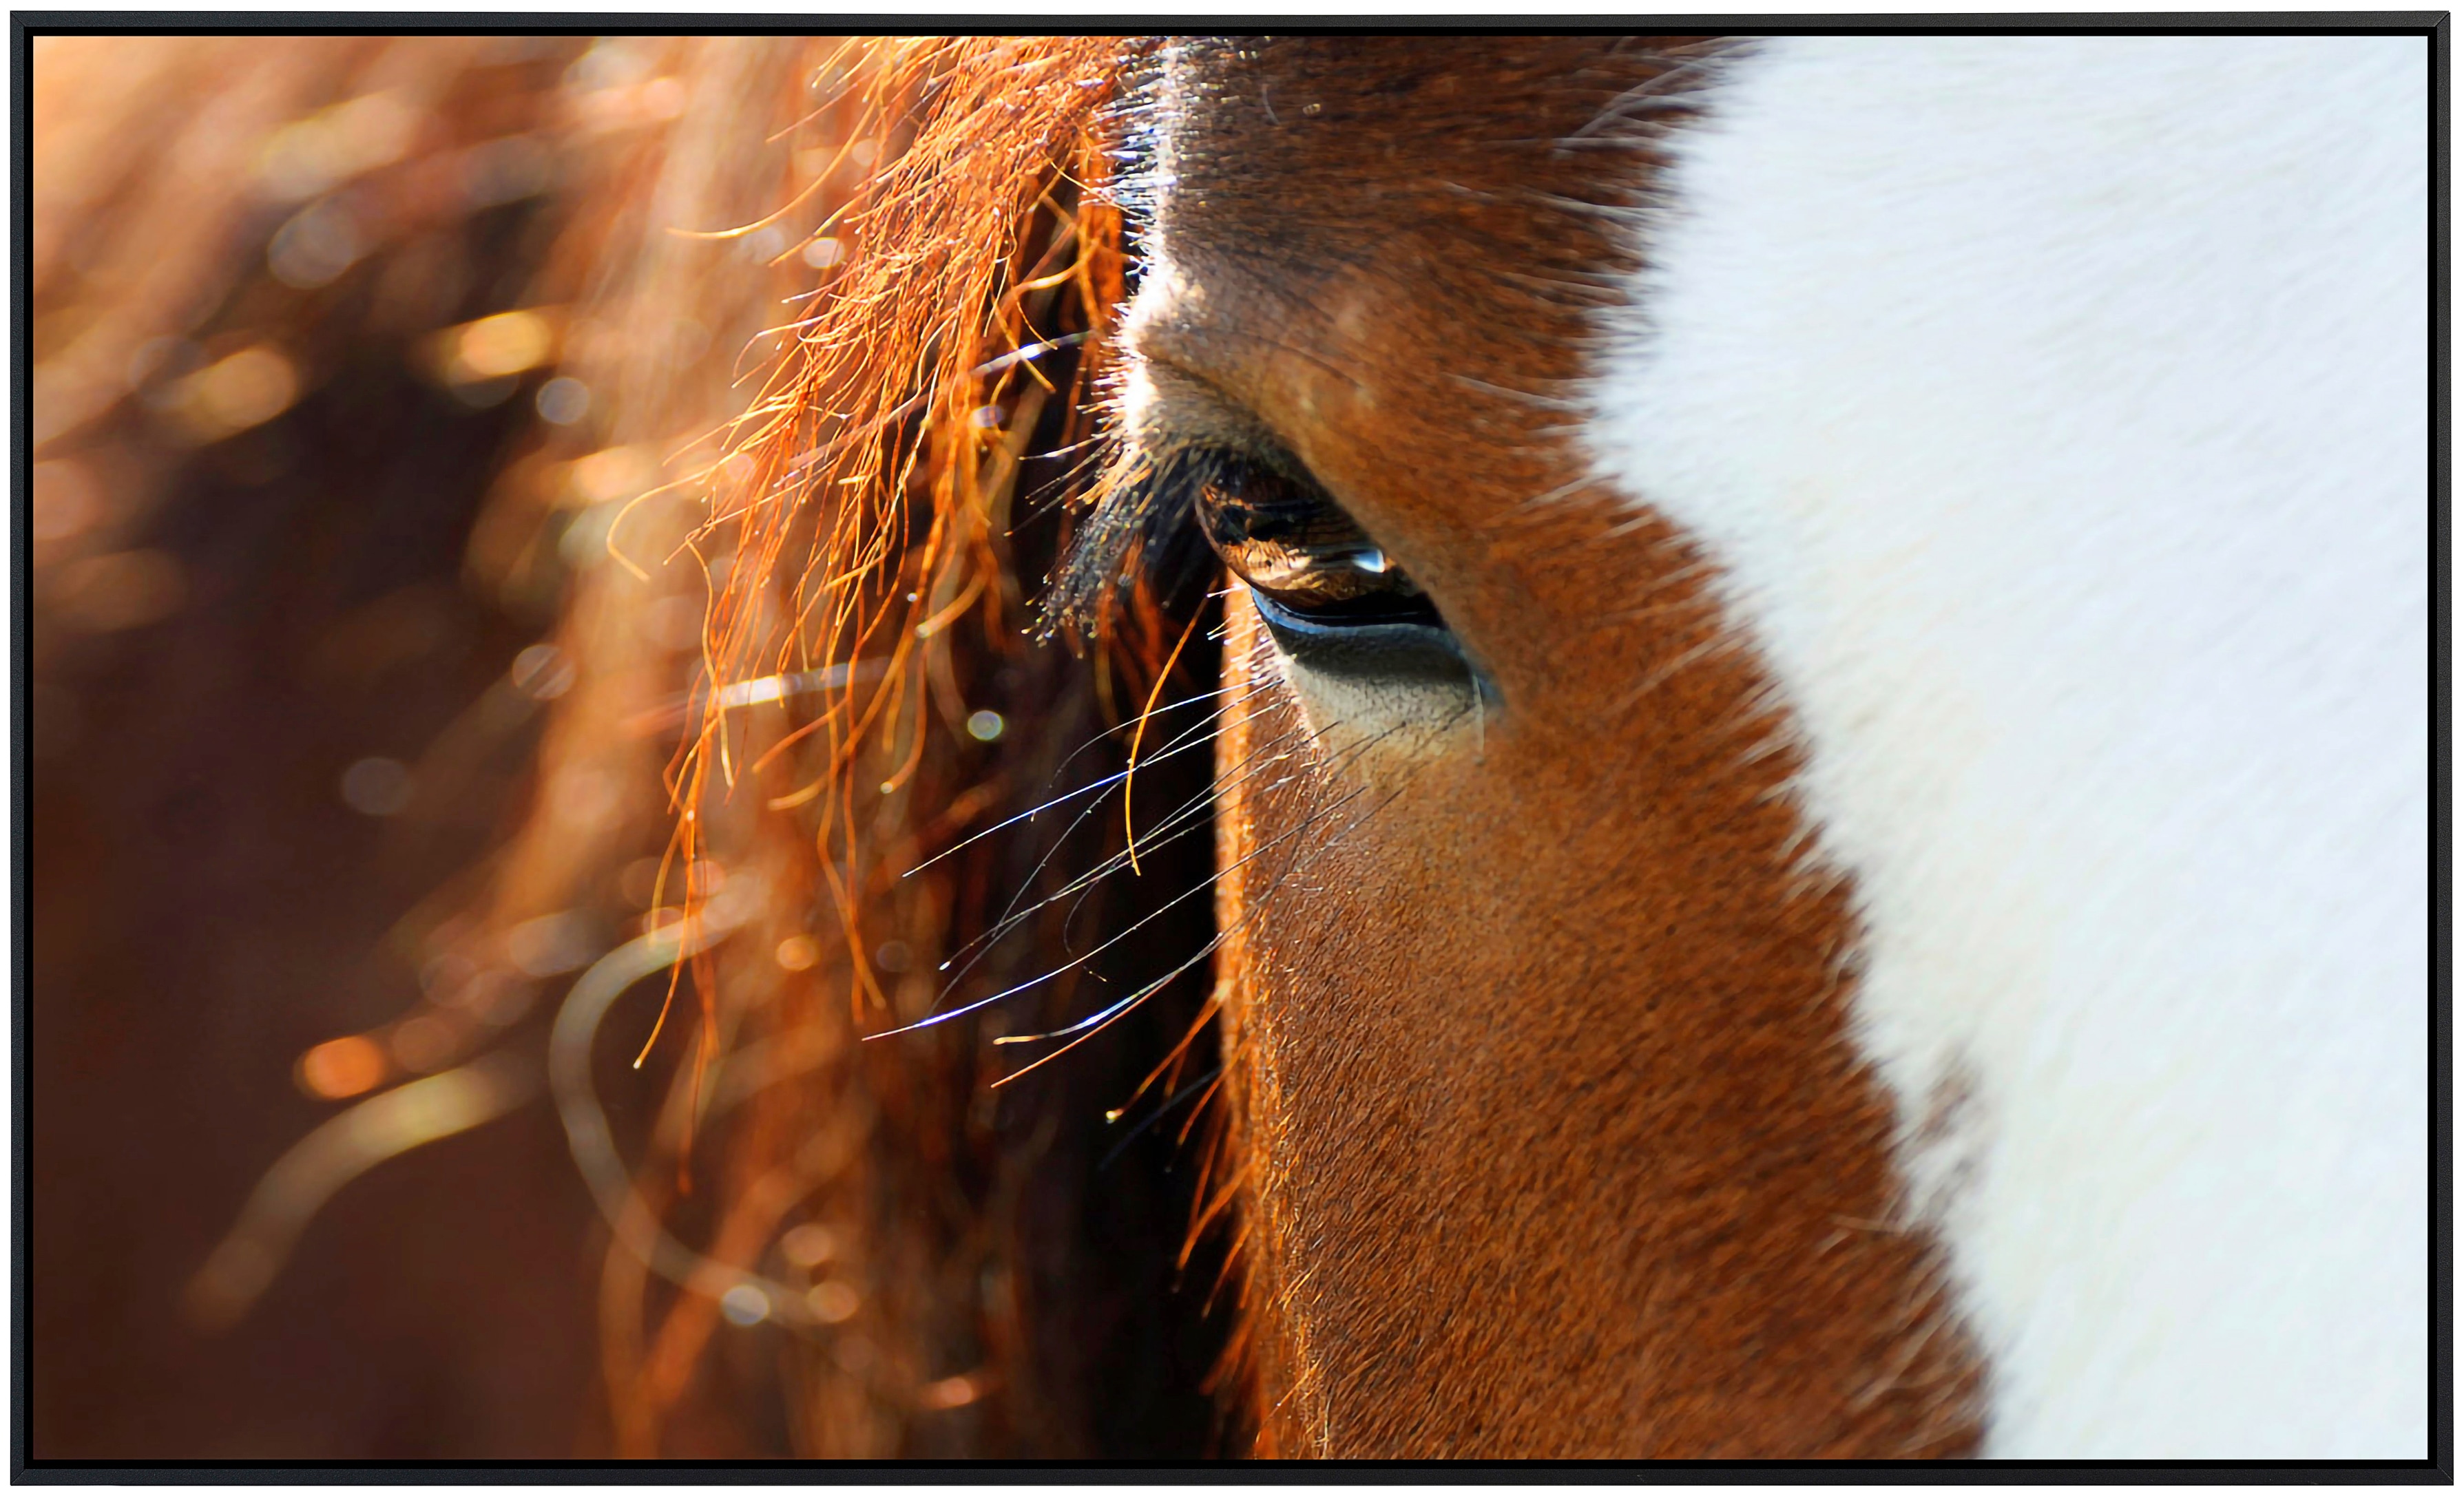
[1136,38,1985,1455]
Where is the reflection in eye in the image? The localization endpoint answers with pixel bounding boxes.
[1193,456,1443,629]
[1038,439,1451,650]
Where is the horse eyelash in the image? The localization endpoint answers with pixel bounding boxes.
[1038,443,1240,638]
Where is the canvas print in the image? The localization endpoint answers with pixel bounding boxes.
[21,30,2435,1464]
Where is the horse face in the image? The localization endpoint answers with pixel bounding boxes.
[1120,34,2426,1459]
[1119,38,1978,1456]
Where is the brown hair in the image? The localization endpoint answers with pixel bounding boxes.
[30,34,1230,1457]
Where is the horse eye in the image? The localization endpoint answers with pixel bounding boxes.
[1193,460,1443,630]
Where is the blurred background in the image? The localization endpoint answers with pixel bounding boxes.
[28,33,1226,1460]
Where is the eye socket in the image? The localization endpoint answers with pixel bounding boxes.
[1193,456,1443,630]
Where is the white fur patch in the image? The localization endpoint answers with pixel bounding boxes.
[1587,37,2429,1457]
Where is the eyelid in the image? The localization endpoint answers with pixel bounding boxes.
[1121,358,1308,483]
[1049,308,1397,642]
[1124,357,1425,605]
[1040,379,1277,633]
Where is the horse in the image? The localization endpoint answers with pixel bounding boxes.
[1066,34,2433,1457]
[26,31,2433,1461]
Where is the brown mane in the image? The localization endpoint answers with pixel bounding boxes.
[31,34,1235,1457]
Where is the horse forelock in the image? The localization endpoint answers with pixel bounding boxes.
[34,32,1251,1456]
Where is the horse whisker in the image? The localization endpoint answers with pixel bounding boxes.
[924,699,1285,983]
[903,693,1242,880]
[869,786,1344,1042]
[929,717,1310,1002]
[991,714,1428,1064]
[1098,1063,1225,1171]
